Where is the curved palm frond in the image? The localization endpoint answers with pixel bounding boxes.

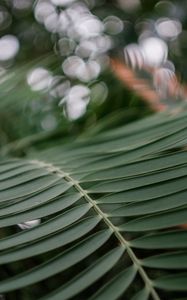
[1,109,187,299]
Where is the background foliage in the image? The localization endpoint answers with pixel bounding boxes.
[3,0,187,147]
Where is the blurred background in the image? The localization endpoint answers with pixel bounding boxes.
[0,0,187,151]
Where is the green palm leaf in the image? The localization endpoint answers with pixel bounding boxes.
[1,109,187,299]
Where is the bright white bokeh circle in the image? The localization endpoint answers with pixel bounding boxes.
[140,37,168,67]
[0,35,19,61]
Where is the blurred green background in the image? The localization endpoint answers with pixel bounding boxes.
[0,0,186,151]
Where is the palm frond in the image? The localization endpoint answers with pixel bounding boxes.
[1,108,187,299]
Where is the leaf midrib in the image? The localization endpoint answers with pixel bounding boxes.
[32,159,160,300]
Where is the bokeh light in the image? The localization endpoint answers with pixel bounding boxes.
[41,114,58,130]
[27,67,53,91]
[118,0,140,12]
[156,18,182,40]
[51,0,76,6]
[104,16,124,35]
[61,84,90,120]
[0,6,12,30]
[0,35,19,61]
[13,0,33,11]
[124,44,144,70]
[139,37,168,67]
